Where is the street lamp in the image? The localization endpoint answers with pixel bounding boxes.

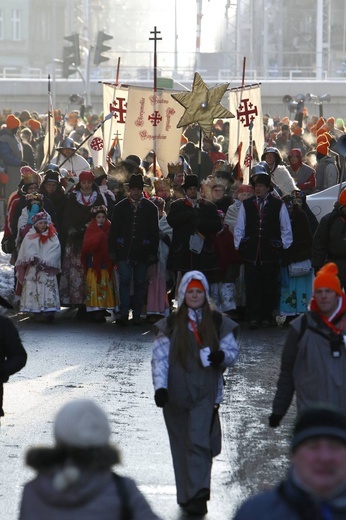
[305,92,331,117]
[282,94,305,125]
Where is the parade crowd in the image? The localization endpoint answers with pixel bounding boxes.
[2,105,346,518]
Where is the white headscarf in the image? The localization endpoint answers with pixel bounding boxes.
[177,270,210,307]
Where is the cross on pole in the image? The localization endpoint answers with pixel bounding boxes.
[149,26,162,92]
[149,26,162,177]
[109,130,123,164]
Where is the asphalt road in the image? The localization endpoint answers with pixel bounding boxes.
[0,309,296,519]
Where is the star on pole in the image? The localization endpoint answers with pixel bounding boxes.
[171,72,234,137]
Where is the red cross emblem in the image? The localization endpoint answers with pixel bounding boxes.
[237,98,258,127]
[109,97,127,124]
[148,111,162,126]
[90,137,104,151]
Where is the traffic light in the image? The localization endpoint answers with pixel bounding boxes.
[62,33,80,78]
[94,30,113,65]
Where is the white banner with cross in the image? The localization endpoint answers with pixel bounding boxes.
[122,86,185,177]
[228,84,264,184]
[102,84,129,166]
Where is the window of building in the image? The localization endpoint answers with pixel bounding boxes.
[11,9,21,41]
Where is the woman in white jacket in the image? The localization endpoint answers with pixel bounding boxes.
[151,270,239,516]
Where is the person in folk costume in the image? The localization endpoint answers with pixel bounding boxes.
[108,173,159,326]
[15,211,61,323]
[152,271,239,516]
[12,166,58,245]
[92,165,116,221]
[167,161,186,203]
[202,135,227,165]
[153,177,172,214]
[200,177,240,316]
[224,184,254,320]
[59,171,104,316]
[278,193,313,321]
[81,205,117,323]
[286,148,316,195]
[39,163,66,234]
[1,166,41,258]
[16,192,47,250]
[233,165,293,329]
[50,137,91,185]
[146,196,173,322]
[261,146,298,198]
[166,174,223,278]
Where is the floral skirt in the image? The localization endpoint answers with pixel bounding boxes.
[209,281,236,312]
[85,268,117,310]
[59,242,85,305]
[20,266,60,313]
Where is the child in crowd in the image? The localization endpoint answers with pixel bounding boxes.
[81,205,117,322]
[15,212,61,323]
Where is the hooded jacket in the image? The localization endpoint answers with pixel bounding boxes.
[19,446,161,520]
[272,297,346,419]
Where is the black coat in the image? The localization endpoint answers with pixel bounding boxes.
[238,195,284,263]
[60,190,105,254]
[167,197,222,272]
[108,196,159,263]
[312,206,346,286]
[0,315,27,416]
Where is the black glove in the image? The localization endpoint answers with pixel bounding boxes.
[208,350,225,365]
[154,388,169,408]
[269,413,283,428]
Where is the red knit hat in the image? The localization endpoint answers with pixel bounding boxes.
[79,171,95,183]
[313,263,343,295]
[186,279,205,292]
[6,114,20,129]
[339,189,346,207]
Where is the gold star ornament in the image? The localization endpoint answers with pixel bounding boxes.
[171,72,234,137]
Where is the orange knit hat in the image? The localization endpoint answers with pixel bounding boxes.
[27,118,41,132]
[315,117,325,130]
[339,189,346,207]
[313,263,343,295]
[317,132,333,143]
[316,139,329,156]
[186,279,205,292]
[6,114,20,129]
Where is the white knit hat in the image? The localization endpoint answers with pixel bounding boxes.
[54,399,111,448]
